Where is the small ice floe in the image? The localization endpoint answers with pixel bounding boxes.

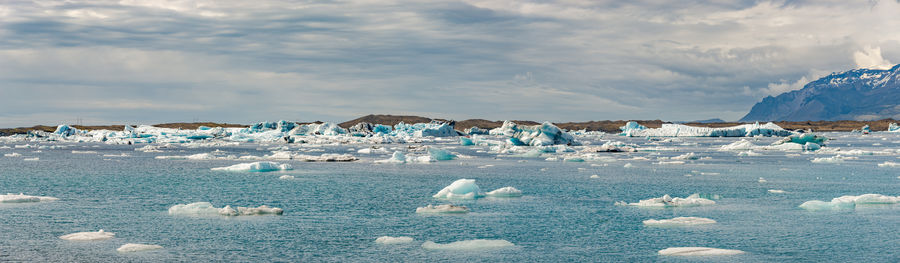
[658,247,744,256]
[768,189,786,194]
[656,161,685,165]
[375,236,414,244]
[590,175,600,178]
[71,150,98,154]
[421,239,514,251]
[23,157,39,161]
[670,152,699,160]
[0,193,58,203]
[117,243,163,253]
[643,217,716,226]
[757,177,767,183]
[799,194,900,211]
[59,230,114,241]
[415,204,469,213]
[375,151,407,164]
[433,179,482,199]
[278,175,295,180]
[616,194,715,207]
[292,153,358,162]
[810,155,856,164]
[878,161,900,167]
[156,153,223,160]
[485,187,523,198]
[102,153,131,157]
[168,202,284,216]
[357,147,389,154]
[3,152,21,157]
[211,162,293,172]
[623,163,633,168]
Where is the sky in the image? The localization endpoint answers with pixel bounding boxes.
[1,0,899,127]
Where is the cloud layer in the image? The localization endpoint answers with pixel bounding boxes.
[1,0,899,126]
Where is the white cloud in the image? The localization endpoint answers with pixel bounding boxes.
[854,46,894,70]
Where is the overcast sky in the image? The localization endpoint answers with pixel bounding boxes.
[1,0,899,127]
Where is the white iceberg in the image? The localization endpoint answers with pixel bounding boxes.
[168,202,284,216]
[0,193,58,203]
[375,236,414,244]
[415,204,469,213]
[768,189,786,194]
[658,247,745,256]
[485,187,523,198]
[626,122,792,137]
[391,121,458,137]
[279,175,295,180]
[3,152,21,157]
[878,161,900,167]
[117,243,163,253]
[618,194,715,207]
[59,230,114,241]
[619,121,648,136]
[375,151,407,164]
[810,155,855,164]
[489,121,576,146]
[433,179,483,199]
[421,239,514,251]
[643,217,716,226]
[799,194,900,211]
[211,162,293,172]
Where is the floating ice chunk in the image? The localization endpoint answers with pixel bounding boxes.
[168,202,283,216]
[433,179,482,199]
[71,150,98,154]
[292,154,357,162]
[485,187,523,198]
[117,243,163,253]
[375,151,407,164]
[658,247,744,256]
[624,163,633,168]
[489,121,576,146]
[768,189,786,194]
[211,162,293,172]
[0,193,58,203]
[773,134,827,146]
[23,157,39,161]
[357,147,389,154]
[428,148,457,161]
[416,204,469,213]
[391,121,458,137]
[628,122,791,137]
[590,175,600,178]
[59,230,114,241]
[375,236,414,244]
[4,152,21,157]
[156,153,220,160]
[421,239,514,251]
[656,161,685,165]
[758,177,767,183]
[799,194,900,211]
[618,194,715,207]
[279,175,295,180]
[719,140,756,151]
[619,121,647,136]
[810,155,855,163]
[737,151,760,156]
[878,161,900,167]
[583,141,637,152]
[643,217,716,226]
[459,137,475,146]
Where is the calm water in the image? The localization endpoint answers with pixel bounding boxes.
[1,133,899,262]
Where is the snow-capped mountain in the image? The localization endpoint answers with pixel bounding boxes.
[741,64,900,121]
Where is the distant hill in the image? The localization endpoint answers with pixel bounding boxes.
[741,64,900,121]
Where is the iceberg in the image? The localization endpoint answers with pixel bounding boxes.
[348,122,391,136]
[459,137,475,146]
[0,193,58,203]
[211,162,293,172]
[117,243,163,253]
[877,161,900,167]
[799,194,900,211]
[619,121,647,136]
[658,247,745,256]
[391,121,458,137]
[279,175,295,180]
[433,179,482,199]
[59,230,114,241]
[3,152,21,157]
[643,217,716,226]
[768,189,786,194]
[485,187,523,198]
[617,194,715,207]
[168,202,284,216]
[375,236,414,244]
[54,124,82,136]
[810,155,855,164]
[489,121,576,146]
[582,141,637,152]
[375,151,407,164]
[291,122,348,136]
[428,148,457,161]
[773,133,827,145]
[421,239,514,251]
[890,123,900,132]
[626,122,793,137]
[464,126,490,135]
[415,204,469,213]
